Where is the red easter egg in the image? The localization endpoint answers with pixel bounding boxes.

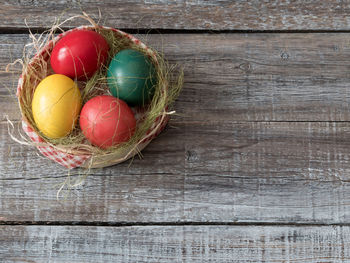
[50,30,109,80]
[79,95,136,149]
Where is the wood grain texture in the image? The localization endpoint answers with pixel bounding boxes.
[2,33,350,224]
[3,1,350,261]
[3,33,350,122]
[2,1,350,31]
[1,225,350,262]
[3,120,350,224]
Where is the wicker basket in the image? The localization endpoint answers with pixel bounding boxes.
[16,25,170,169]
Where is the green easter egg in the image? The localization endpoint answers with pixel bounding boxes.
[107,49,156,106]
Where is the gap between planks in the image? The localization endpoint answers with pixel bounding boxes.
[2,221,350,227]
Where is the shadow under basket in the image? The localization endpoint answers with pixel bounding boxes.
[16,25,173,169]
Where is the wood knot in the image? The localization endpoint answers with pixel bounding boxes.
[238,62,252,73]
[280,51,289,60]
[186,150,198,162]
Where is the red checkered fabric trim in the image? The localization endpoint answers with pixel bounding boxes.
[17,26,168,169]
[22,121,90,169]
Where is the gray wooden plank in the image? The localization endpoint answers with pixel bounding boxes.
[1,225,350,262]
[3,33,350,122]
[3,120,350,224]
[2,1,350,31]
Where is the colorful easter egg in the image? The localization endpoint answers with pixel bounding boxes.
[79,95,136,148]
[107,49,156,106]
[32,74,82,138]
[50,30,109,80]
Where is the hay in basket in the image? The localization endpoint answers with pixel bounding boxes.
[12,14,183,169]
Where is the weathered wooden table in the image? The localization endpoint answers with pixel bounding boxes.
[2,1,350,262]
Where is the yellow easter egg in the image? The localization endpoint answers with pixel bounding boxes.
[32,74,82,138]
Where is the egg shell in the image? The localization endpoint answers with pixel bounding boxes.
[79,95,136,149]
[50,30,109,80]
[107,49,156,106]
[32,74,82,139]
